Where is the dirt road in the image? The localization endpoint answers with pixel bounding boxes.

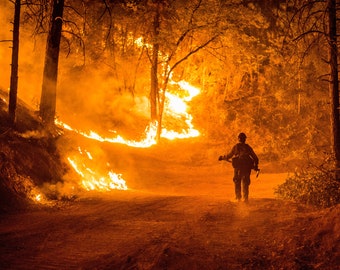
[0,140,338,270]
[0,183,336,270]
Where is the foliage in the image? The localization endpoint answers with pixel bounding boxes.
[193,0,330,161]
[3,0,333,162]
[275,159,340,208]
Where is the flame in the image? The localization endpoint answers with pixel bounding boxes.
[35,194,42,201]
[133,36,200,140]
[55,79,200,144]
[55,79,200,192]
[67,148,128,191]
[30,189,48,204]
[56,79,199,191]
[161,80,200,140]
[56,36,201,192]
[56,120,158,148]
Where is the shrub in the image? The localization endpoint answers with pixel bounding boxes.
[275,168,340,208]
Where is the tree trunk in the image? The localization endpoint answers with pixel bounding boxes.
[39,0,64,128]
[8,0,21,126]
[157,75,171,141]
[328,0,340,179]
[150,5,160,124]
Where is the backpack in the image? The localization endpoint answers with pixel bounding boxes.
[232,143,254,170]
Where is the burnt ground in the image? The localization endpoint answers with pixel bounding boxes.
[0,90,339,270]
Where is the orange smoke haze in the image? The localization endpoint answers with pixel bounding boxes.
[1,2,46,109]
[1,3,203,198]
[0,4,147,138]
[0,1,14,93]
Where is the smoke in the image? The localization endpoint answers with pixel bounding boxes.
[1,2,151,139]
[0,2,197,198]
[0,2,46,110]
[16,31,45,108]
[56,63,151,138]
[0,1,13,92]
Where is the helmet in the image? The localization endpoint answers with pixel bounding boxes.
[238,133,247,140]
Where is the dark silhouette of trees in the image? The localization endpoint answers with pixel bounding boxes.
[39,0,65,128]
[8,0,21,126]
[150,1,160,123]
[327,0,340,179]
[284,0,339,178]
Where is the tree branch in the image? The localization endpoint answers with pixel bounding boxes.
[292,30,326,42]
[169,34,219,75]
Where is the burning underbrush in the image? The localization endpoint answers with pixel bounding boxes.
[0,101,131,212]
[0,83,206,212]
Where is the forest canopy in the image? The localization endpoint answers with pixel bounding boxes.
[0,0,336,164]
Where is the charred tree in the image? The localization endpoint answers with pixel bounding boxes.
[327,0,340,179]
[39,0,64,128]
[8,0,21,126]
[150,4,160,125]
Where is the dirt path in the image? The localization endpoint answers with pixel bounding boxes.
[0,142,338,270]
[0,188,330,270]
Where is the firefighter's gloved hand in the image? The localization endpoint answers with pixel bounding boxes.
[218,155,224,161]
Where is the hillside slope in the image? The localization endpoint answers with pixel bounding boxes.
[0,90,65,212]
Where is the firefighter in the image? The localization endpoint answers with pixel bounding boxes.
[219,133,259,202]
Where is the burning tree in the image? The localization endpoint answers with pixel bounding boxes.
[283,0,340,179]
[132,0,221,140]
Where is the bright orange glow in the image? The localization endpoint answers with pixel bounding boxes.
[35,194,42,202]
[162,80,200,140]
[133,36,200,140]
[30,189,49,205]
[67,148,128,191]
[166,93,186,114]
[57,120,158,148]
[55,78,200,144]
[56,79,200,191]
[56,37,201,192]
